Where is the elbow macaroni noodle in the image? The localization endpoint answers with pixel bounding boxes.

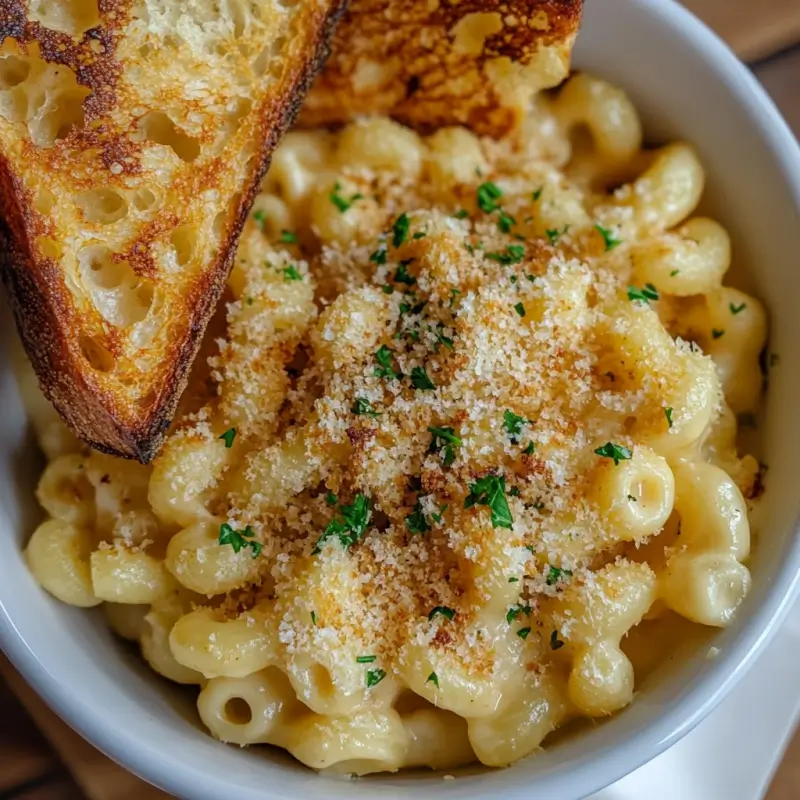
[23,73,767,774]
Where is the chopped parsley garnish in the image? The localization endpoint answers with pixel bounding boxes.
[454,209,470,219]
[664,407,674,428]
[410,366,436,391]
[311,610,317,625]
[504,410,531,444]
[449,288,462,307]
[325,491,338,506]
[523,441,535,456]
[329,181,363,212]
[374,345,401,379]
[428,606,456,622]
[546,566,572,586]
[282,265,302,281]
[498,211,516,233]
[486,244,525,265]
[433,324,454,352]
[413,231,426,240]
[366,669,386,688]
[464,474,513,529]
[219,428,236,448]
[405,500,430,534]
[218,523,261,558]
[313,494,372,553]
[628,494,638,502]
[356,655,377,664]
[352,397,380,417]
[246,297,253,306]
[670,269,680,276]
[594,223,622,251]
[279,230,297,244]
[392,213,410,247]
[532,187,543,202]
[712,328,725,339]
[517,627,531,640]
[730,302,747,315]
[394,261,416,285]
[428,426,462,467]
[477,181,503,214]
[627,283,659,303]
[370,247,387,265]
[545,225,569,245]
[252,209,266,230]
[550,630,565,650]
[381,284,393,294]
[508,577,519,583]
[506,603,531,623]
[594,442,633,465]
[514,302,526,318]
[426,671,439,687]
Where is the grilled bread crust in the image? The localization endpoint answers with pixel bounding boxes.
[0,0,346,462]
[302,0,583,136]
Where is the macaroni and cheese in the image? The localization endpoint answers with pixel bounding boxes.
[23,72,767,774]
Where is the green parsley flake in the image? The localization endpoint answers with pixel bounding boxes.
[465,474,513,529]
[352,397,380,417]
[504,409,531,444]
[374,345,401,379]
[670,269,680,276]
[366,669,386,688]
[219,428,236,448]
[218,523,261,558]
[627,283,659,303]
[252,209,266,230]
[311,611,317,626]
[594,442,633,465]
[381,284,394,294]
[508,577,519,583]
[506,603,531,624]
[413,231,427,239]
[545,225,569,245]
[394,261,416,285]
[477,181,503,213]
[546,566,572,586]
[329,182,363,212]
[428,426,462,467]
[712,328,725,339]
[532,187,543,202]
[523,441,535,456]
[313,494,371,553]
[454,209,469,219]
[428,606,456,621]
[449,288,462,308]
[405,500,430,534]
[486,244,525,265]
[410,366,436,390]
[392,213,410,247]
[550,630,565,650]
[665,407,674,428]
[370,247,387,265]
[594,223,622,251]
[628,494,638,502]
[730,302,747,315]
[356,655,377,664]
[498,211,516,233]
[426,671,439,688]
[282,265,302,281]
[514,302,526,318]
[279,230,297,244]
[517,627,531,640]
[433,324,454,352]
[325,492,338,506]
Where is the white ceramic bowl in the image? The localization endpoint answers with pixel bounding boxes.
[2,1,800,797]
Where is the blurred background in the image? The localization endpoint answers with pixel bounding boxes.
[1,0,799,798]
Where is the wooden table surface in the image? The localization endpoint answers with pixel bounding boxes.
[2,2,800,798]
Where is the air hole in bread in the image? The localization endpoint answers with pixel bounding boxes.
[0,44,90,146]
[138,112,201,162]
[34,187,56,214]
[132,188,157,211]
[169,225,197,267]
[227,96,252,125]
[75,188,128,224]
[223,697,252,725]
[0,55,30,89]
[79,246,155,327]
[79,335,115,372]
[28,0,100,37]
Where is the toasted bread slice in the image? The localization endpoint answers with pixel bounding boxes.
[0,0,346,461]
[302,0,583,136]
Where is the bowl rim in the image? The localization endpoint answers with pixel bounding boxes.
[3,1,800,798]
